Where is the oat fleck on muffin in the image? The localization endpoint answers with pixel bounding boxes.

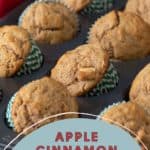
[6,77,78,134]
[88,11,150,60]
[130,63,150,115]
[125,0,150,25]
[19,2,79,44]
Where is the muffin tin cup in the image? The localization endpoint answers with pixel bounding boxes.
[16,40,44,76]
[0,0,150,149]
[86,63,119,97]
[0,89,2,102]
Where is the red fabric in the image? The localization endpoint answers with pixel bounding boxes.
[0,0,24,18]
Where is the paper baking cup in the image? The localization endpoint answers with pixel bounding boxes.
[6,94,16,128]
[0,89,2,101]
[86,63,119,97]
[82,0,114,16]
[16,40,43,76]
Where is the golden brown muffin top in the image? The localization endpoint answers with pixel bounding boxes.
[51,44,109,96]
[88,11,150,60]
[12,77,78,133]
[125,0,150,25]
[0,25,31,77]
[101,102,150,149]
[130,64,150,115]
[62,0,91,12]
[20,2,78,44]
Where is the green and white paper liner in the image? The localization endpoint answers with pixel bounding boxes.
[86,63,119,97]
[16,40,43,76]
[0,89,2,101]
[81,0,114,16]
[6,94,16,128]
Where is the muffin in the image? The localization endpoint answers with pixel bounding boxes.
[6,77,78,134]
[62,0,114,16]
[51,44,119,97]
[19,1,79,44]
[88,11,150,60]
[130,64,150,115]
[99,101,150,149]
[125,0,150,25]
[0,25,43,77]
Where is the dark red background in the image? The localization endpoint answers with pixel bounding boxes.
[0,0,24,18]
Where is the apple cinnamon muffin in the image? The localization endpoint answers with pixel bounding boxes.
[19,1,79,44]
[6,77,78,134]
[88,11,150,60]
[51,44,119,96]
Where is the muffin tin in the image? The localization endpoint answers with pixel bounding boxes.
[0,0,150,149]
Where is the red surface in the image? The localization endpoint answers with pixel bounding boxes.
[0,0,24,18]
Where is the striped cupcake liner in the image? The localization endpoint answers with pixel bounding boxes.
[16,40,43,76]
[81,0,114,16]
[0,89,2,101]
[97,101,126,119]
[86,63,119,97]
[6,94,16,128]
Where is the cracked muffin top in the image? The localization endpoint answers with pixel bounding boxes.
[130,64,150,115]
[62,0,91,12]
[51,44,109,96]
[125,0,150,25]
[20,2,78,44]
[101,102,150,149]
[11,77,78,133]
[0,25,31,77]
[88,11,150,60]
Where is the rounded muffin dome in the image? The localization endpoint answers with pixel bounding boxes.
[19,2,79,44]
[10,77,78,133]
[88,11,150,60]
